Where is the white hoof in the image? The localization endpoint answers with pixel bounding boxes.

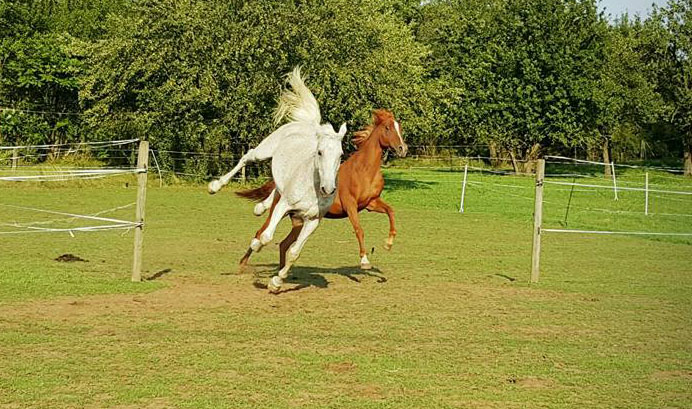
[250,238,262,252]
[208,180,222,194]
[360,255,372,270]
[253,203,266,216]
[268,276,283,293]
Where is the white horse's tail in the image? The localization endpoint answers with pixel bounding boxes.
[273,66,321,126]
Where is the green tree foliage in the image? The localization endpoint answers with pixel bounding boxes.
[80,0,430,174]
[418,0,605,170]
[593,15,664,175]
[2,0,692,173]
[0,1,93,146]
[651,0,692,175]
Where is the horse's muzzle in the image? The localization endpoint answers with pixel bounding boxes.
[320,186,336,197]
[395,145,408,157]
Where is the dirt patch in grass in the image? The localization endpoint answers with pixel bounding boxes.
[351,383,385,399]
[325,361,357,373]
[651,370,692,381]
[0,278,270,322]
[103,398,174,409]
[515,377,555,389]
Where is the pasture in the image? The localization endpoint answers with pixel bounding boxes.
[0,165,691,408]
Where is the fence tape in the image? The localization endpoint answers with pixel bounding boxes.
[543,228,692,237]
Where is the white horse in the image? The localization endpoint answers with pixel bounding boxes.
[208,67,346,292]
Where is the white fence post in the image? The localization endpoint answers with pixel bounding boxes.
[611,161,618,201]
[11,148,18,171]
[459,163,468,213]
[531,159,545,283]
[131,140,149,282]
[645,172,649,216]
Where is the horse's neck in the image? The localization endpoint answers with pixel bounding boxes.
[351,133,383,173]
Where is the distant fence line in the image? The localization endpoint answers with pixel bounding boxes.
[2,139,691,284]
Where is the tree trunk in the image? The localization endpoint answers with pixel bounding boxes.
[523,143,540,174]
[603,138,611,179]
[685,144,692,177]
[509,149,519,174]
[640,140,646,160]
[489,142,500,168]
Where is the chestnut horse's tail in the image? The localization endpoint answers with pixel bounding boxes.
[235,180,276,202]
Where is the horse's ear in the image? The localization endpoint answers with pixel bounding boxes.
[338,123,347,139]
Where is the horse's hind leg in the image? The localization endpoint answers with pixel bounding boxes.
[366,198,397,251]
[254,189,277,216]
[278,217,303,269]
[269,217,319,292]
[239,192,282,271]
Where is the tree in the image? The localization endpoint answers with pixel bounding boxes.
[592,15,664,177]
[0,1,83,146]
[418,0,605,171]
[651,0,692,176]
[80,0,431,175]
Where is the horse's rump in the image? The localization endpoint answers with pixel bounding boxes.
[235,180,276,202]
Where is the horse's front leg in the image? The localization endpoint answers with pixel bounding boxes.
[344,200,370,270]
[366,197,397,251]
[209,139,276,194]
[269,217,320,292]
[208,149,255,194]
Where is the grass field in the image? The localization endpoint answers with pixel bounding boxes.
[0,164,691,408]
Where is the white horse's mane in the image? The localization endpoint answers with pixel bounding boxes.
[273,66,321,126]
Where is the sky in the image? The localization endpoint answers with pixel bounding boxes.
[599,0,667,18]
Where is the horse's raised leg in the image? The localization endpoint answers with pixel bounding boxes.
[279,217,303,269]
[209,139,276,194]
[366,197,397,251]
[208,150,254,194]
[269,217,320,292]
[344,201,370,270]
[254,189,276,216]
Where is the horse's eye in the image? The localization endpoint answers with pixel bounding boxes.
[318,151,322,156]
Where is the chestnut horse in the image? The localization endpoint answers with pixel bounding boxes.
[237,109,408,271]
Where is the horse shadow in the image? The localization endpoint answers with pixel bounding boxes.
[383,177,435,192]
[247,263,387,294]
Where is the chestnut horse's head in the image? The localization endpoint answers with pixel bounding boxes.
[352,109,408,157]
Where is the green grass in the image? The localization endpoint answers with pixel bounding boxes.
[0,166,690,408]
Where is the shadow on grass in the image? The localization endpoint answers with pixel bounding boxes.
[146,268,173,281]
[382,177,436,192]
[248,263,387,294]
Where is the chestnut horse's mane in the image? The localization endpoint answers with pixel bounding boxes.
[352,109,395,147]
